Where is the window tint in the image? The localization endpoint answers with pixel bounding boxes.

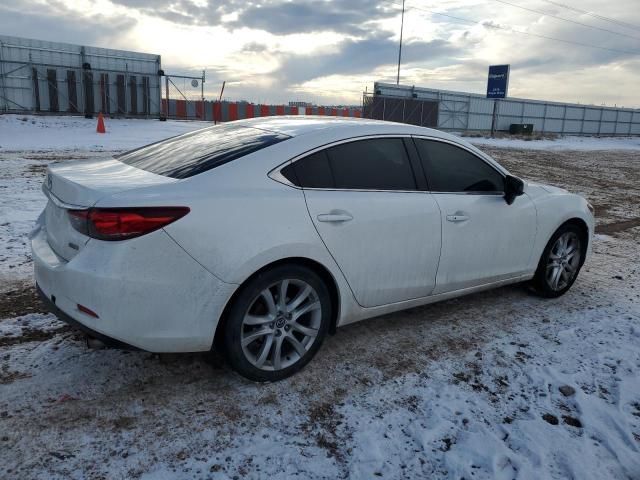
[326,138,416,190]
[289,151,334,188]
[415,139,504,192]
[117,124,289,179]
[280,163,298,185]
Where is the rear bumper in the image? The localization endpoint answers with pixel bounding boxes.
[31,222,237,352]
[36,283,140,350]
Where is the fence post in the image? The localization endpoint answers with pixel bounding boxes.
[561,105,566,135]
[580,106,586,136]
[614,109,619,136]
[541,103,547,134]
[597,107,603,136]
[490,100,498,137]
[29,53,38,113]
[0,40,7,112]
[156,57,161,119]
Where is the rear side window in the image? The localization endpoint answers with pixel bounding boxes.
[327,138,416,191]
[117,124,290,179]
[415,139,504,193]
[287,151,334,188]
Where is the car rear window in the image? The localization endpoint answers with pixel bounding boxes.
[116,124,290,179]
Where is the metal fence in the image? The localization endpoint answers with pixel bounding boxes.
[0,35,162,117]
[372,82,640,136]
[162,99,363,121]
[362,94,438,127]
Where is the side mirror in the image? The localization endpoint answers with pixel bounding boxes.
[504,175,524,205]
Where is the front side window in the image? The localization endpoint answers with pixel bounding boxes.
[117,124,290,179]
[415,139,504,193]
[282,138,416,191]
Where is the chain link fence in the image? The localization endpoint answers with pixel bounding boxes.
[362,93,438,127]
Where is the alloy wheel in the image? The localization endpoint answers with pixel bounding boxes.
[545,231,581,291]
[240,279,322,371]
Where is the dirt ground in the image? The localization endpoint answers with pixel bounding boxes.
[1,146,639,479]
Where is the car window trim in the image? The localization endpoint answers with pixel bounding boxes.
[411,135,506,195]
[269,134,425,193]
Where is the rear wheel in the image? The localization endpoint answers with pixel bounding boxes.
[223,265,331,382]
[532,224,585,298]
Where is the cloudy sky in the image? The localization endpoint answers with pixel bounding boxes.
[1,0,639,107]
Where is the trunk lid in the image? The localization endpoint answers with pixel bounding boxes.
[45,158,176,207]
[43,158,176,261]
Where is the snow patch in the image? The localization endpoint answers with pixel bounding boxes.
[464,135,640,151]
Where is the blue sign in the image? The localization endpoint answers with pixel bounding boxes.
[487,65,510,99]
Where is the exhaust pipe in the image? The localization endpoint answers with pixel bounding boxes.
[85,336,106,349]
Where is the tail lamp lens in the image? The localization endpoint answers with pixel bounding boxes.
[68,207,189,241]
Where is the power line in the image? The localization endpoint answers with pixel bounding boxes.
[541,0,640,33]
[400,1,640,56]
[491,0,640,42]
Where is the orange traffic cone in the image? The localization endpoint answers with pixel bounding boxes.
[96,112,106,134]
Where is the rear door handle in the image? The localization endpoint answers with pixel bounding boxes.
[317,213,353,223]
[446,214,469,223]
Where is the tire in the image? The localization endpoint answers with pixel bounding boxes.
[532,223,586,298]
[223,264,331,382]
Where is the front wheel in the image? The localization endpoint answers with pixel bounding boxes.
[532,224,585,298]
[223,265,331,382]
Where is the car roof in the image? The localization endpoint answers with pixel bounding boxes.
[230,115,458,141]
[227,116,508,175]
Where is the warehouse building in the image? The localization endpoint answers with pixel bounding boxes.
[0,35,162,117]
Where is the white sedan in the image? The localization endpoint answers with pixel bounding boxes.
[31,117,594,381]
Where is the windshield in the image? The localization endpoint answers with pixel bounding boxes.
[116,124,290,179]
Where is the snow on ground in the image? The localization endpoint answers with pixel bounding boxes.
[1,114,639,479]
[466,134,640,151]
[0,114,209,151]
[1,113,639,152]
[1,234,638,479]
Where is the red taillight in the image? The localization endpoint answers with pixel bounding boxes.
[68,207,189,241]
[77,303,99,318]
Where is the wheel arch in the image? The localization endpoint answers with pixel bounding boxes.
[556,217,590,267]
[539,216,590,269]
[563,217,589,249]
[212,257,341,350]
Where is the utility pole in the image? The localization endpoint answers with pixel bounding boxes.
[396,0,405,85]
[201,69,205,103]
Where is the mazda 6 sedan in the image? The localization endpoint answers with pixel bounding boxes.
[32,117,594,381]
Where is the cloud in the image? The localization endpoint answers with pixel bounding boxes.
[275,34,458,84]
[0,1,136,47]
[229,0,399,35]
[1,0,639,107]
[110,0,400,35]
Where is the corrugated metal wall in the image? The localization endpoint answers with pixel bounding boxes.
[373,82,640,136]
[0,35,161,117]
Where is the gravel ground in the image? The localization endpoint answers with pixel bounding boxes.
[0,143,639,479]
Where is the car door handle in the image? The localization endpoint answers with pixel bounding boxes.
[446,214,469,223]
[317,213,353,223]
